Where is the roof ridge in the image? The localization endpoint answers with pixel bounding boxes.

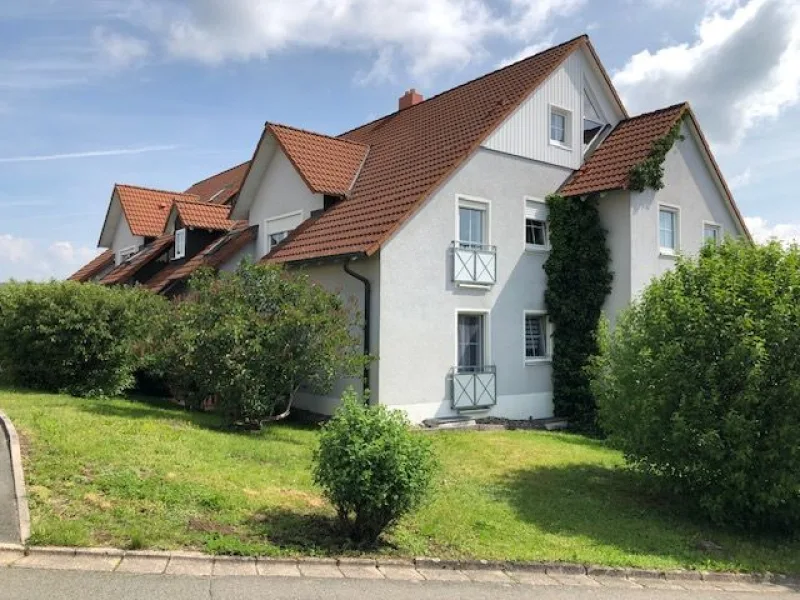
[338,34,588,138]
[174,197,232,208]
[267,122,370,149]
[624,102,689,122]
[185,161,249,188]
[116,183,199,198]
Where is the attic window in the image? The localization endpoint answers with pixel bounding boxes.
[583,90,607,149]
[117,245,138,265]
[549,106,571,148]
[174,228,186,260]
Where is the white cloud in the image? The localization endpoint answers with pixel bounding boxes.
[744,216,800,245]
[612,0,800,148]
[497,40,555,69]
[151,0,583,79]
[729,167,752,189]
[92,27,150,69]
[0,145,179,164]
[0,235,99,282]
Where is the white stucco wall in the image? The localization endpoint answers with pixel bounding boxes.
[378,148,572,422]
[597,190,632,326]
[629,121,743,297]
[292,257,380,416]
[248,149,323,259]
[482,48,624,170]
[111,217,143,264]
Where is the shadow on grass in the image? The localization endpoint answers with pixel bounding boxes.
[499,463,799,573]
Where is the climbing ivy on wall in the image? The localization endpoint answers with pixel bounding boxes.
[628,121,685,192]
[544,193,612,430]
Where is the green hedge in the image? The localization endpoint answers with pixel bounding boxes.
[0,281,166,397]
[592,239,800,530]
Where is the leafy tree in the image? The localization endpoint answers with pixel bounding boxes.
[0,281,166,396]
[592,239,800,530]
[313,390,437,545]
[158,262,366,426]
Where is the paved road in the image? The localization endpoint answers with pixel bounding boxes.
[0,569,782,600]
[0,429,19,543]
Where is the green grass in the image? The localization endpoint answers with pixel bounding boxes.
[1,388,798,574]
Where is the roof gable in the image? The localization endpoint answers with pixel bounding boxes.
[116,185,198,237]
[265,35,588,263]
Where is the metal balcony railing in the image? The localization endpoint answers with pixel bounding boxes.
[449,365,497,411]
[451,241,496,286]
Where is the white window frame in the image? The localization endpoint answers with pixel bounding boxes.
[524,196,550,253]
[523,310,551,365]
[658,204,680,257]
[116,245,138,265]
[454,309,491,369]
[703,220,722,246]
[549,105,572,149]
[173,228,186,260]
[455,195,491,248]
[263,210,303,255]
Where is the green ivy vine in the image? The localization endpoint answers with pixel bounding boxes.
[544,193,612,430]
[628,121,685,192]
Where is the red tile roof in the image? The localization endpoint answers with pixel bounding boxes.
[100,234,174,286]
[147,224,257,294]
[184,162,250,205]
[174,200,240,231]
[116,185,198,237]
[264,35,589,263]
[67,249,114,282]
[268,124,369,196]
[559,103,688,197]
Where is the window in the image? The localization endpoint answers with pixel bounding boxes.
[583,89,607,149]
[659,206,679,253]
[525,198,549,251]
[268,230,289,250]
[457,313,485,371]
[457,198,488,249]
[116,245,138,265]
[549,107,570,146]
[173,228,186,260]
[525,313,549,361]
[703,222,722,245]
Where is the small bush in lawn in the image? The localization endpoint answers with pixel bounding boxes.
[592,239,800,531]
[313,390,437,545]
[0,281,167,397]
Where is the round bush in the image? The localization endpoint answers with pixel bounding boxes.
[592,239,800,530]
[313,390,437,545]
[0,281,166,397]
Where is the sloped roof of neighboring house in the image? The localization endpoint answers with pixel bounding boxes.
[67,249,114,282]
[173,200,240,231]
[100,234,174,286]
[146,224,257,294]
[559,103,688,197]
[257,35,607,263]
[116,185,198,237]
[184,162,250,205]
[268,123,369,196]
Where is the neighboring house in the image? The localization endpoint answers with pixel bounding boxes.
[69,34,749,423]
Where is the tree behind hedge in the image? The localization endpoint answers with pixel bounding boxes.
[0,281,166,396]
[592,239,800,530]
[157,262,366,426]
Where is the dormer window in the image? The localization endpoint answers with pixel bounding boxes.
[268,231,289,250]
[174,228,186,260]
[549,106,571,148]
[117,245,138,265]
[583,89,607,150]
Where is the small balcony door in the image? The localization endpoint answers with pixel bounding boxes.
[452,313,496,410]
[459,206,484,249]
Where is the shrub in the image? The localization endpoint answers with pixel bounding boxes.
[0,281,167,396]
[592,239,800,530]
[157,262,367,426]
[313,390,437,545]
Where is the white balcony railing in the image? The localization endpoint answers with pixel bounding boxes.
[449,365,497,411]
[451,242,496,286]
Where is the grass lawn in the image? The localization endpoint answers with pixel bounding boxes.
[1,389,798,574]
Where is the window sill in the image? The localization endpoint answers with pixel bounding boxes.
[525,245,550,254]
[659,249,678,259]
[455,282,493,290]
[525,358,552,366]
[549,140,572,151]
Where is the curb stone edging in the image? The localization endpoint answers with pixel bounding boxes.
[0,546,796,589]
[0,410,30,543]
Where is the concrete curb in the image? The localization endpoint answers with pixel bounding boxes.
[0,410,30,543]
[0,545,797,591]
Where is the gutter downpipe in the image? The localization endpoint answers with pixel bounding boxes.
[343,258,371,404]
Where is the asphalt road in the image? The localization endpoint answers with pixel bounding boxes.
[0,569,784,600]
[0,432,19,543]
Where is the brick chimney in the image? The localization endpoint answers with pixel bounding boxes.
[399,88,423,111]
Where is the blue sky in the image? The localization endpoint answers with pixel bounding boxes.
[1,0,798,280]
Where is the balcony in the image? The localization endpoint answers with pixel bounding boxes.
[449,365,497,411]
[451,241,496,287]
